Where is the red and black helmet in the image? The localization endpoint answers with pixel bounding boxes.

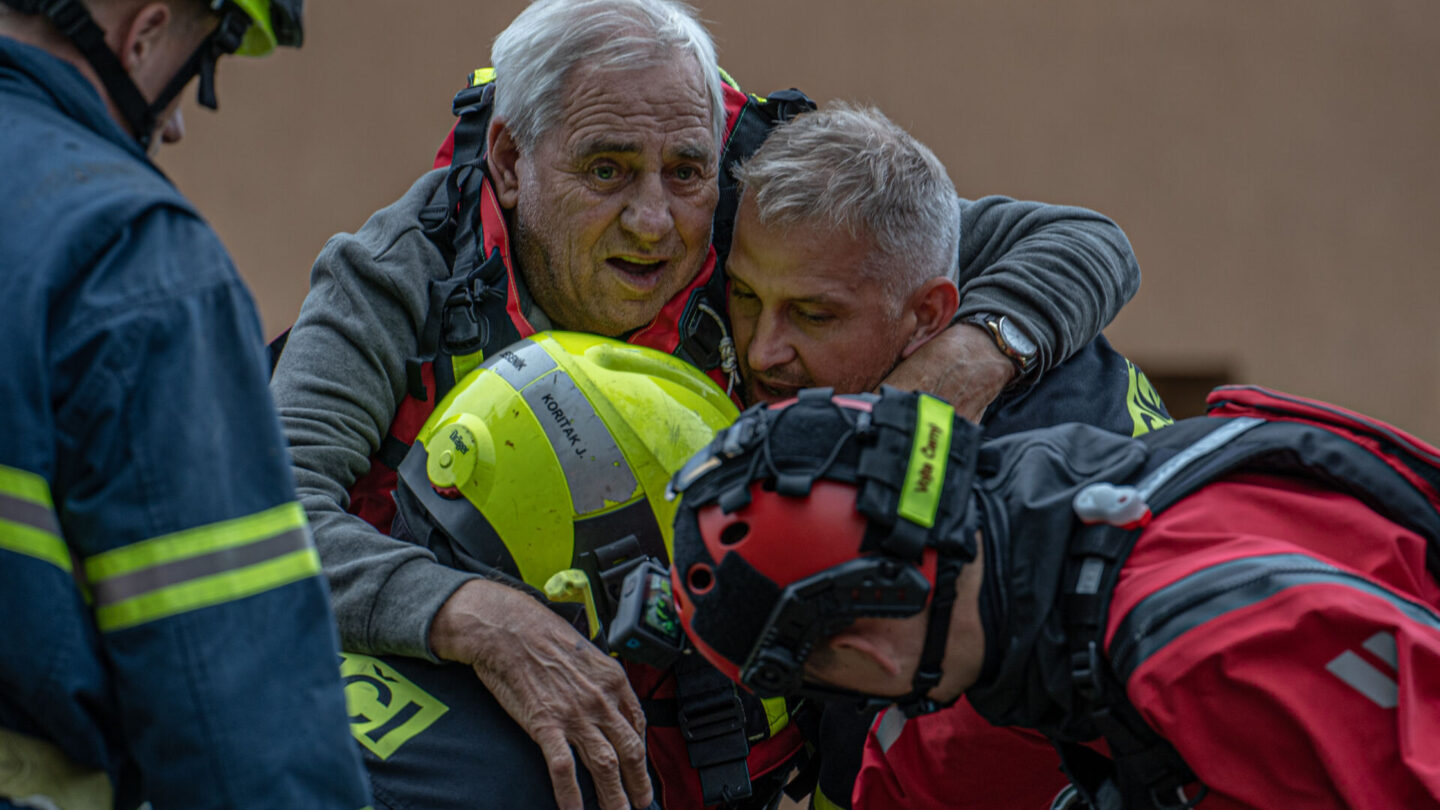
[668,386,982,715]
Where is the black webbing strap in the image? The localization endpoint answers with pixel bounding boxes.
[27,0,152,141]
[674,653,753,805]
[22,0,248,149]
[1059,519,1204,809]
[432,81,495,293]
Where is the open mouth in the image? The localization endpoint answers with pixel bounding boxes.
[752,379,802,403]
[607,256,668,286]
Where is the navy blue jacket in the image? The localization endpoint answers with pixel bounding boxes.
[0,37,369,809]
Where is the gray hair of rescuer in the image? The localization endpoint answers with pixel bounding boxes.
[733,103,962,298]
[491,0,725,153]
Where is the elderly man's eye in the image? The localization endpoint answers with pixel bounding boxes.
[674,166,699,181]
[591,165,619,181]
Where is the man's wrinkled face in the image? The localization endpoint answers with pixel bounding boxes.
[727,196,918,404]
[508,55,719,337]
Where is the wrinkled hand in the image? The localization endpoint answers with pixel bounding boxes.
[430,579,652,810]
[882,322,1017,422]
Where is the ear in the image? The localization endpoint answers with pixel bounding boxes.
[900,277,960,359]
[486,117,523,210]
[115,2,174,75]
[827,628,906,679]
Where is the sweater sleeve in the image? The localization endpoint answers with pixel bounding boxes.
[952,196,1141,375]
[271,169,480,660]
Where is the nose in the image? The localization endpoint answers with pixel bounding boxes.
[744,310,795,374]
[620,172,674,243]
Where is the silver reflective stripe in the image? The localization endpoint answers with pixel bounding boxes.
[874,708,907,754]
[1325,649,1398,709]
[520,371,637,513]
[1134,416,1265,501]
[90,526,310,608]
[1363,630,1398,669]
[0,492,60,536]
[1076,557,1106,595]
[483,339,557,391]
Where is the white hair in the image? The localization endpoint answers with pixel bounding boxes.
[733,103,962,298]
[491,0,725,152]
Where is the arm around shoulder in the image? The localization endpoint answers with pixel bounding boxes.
[951,195,1140,373]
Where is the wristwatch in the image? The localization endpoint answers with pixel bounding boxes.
[963,312,1038,377]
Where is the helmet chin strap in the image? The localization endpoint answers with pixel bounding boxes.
[775,553,967,718]
[894,554,965,716]
[16,0,248,149]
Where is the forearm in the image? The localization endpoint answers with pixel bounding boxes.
[954,196,1140,373]
[882,324,1014,422]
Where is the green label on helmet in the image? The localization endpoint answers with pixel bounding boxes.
[897,395,954,528]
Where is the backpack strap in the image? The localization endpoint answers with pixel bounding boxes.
[426,70,496,287]
[675,85,815,383]
[672,652,754,805]
[710,87,816,274]
[1056,417,1268,809]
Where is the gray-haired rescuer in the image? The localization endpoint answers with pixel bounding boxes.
[718,101,1171,809]
[670,385,1440,810]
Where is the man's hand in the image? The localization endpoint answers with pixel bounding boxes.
[883,323,1017,422]
[430,579,653,810]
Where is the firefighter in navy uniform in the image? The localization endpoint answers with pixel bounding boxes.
[0,0,370,808]
[669,386,1440,810]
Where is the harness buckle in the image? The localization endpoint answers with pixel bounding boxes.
[451,82,492,118]
[440,285,487,356]
[1070,641,1107,703]
[678,686,747,743]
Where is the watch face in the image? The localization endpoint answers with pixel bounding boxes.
[998,318,1037,360]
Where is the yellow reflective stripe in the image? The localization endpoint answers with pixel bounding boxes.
[87,502,319,631]
[0,464,69,573]
[470,66,495,87]
[762,696,789,737]
[897,395,954,528]
[0,518,70,572]
[718,66,742,92]
[1124,360,1173,437]
[94,547,319,631]
[450,350,486,391]
[87,501,306,581]
[813,785,844,810]
[0,464,53,507]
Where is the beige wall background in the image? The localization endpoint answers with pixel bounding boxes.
[159,0,1440,440]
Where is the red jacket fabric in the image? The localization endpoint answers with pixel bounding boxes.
[855,473,1440,809]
